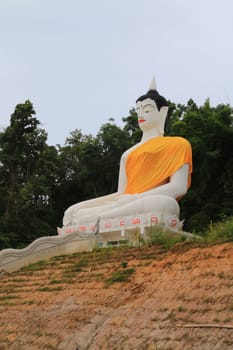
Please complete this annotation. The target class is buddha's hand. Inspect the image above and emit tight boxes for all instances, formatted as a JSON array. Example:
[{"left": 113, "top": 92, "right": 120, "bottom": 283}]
[{"left": 117, "top": 194, "right": 140, "bottom": 205}]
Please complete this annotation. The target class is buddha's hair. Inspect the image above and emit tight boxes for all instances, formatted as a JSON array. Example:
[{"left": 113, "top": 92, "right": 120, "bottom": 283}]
[{"left": 136, "top": 89, "right": 168, "bottom": 111}]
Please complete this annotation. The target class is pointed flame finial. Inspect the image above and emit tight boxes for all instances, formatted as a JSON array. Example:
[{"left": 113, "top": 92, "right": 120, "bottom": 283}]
[{"left": 149, "top": 76, "right": 157, "bottom": 91}]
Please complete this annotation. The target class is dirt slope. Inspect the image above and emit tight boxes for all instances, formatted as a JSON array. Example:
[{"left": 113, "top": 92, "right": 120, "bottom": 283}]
[{"left": 0, "top": 242, "right": 233, "bottom": 350}]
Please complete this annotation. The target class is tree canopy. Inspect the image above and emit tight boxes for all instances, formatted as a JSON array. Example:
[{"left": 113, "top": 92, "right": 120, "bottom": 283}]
[{"left": 0, "top": 99, "right": 232, "bottom": 248}]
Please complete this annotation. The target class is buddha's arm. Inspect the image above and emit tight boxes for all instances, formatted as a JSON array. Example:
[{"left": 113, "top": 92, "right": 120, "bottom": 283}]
[
  {"left": 117, "top": 154, "right": 127, "bottom": 193},
  {"left": 64, "top": 151, "right": 129, "bottom": 224},
  {"left": 80, "top": 153, "right": 129, "bottom": 208},
  {"left": 117, "top": 144, "right": 140, "bottom": 193},
  {"left": 69, "top": 155, "right": 128, "bottom": 212},
  {"left": 72, "top": 192, "right": 121, "bottom": 210},
  {"left": 140, "top": 163, "right": 189, "bottom": 199}
]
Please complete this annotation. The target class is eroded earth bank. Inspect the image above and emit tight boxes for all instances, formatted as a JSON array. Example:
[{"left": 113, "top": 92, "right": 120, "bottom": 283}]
[{"left": 0, "top": 242, "right": 233, "bottom": 350}]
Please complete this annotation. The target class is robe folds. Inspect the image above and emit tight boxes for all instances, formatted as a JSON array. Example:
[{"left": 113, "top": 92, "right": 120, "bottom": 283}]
[{"left": 124, "top": 136, "right": 192, "bottom": 195}]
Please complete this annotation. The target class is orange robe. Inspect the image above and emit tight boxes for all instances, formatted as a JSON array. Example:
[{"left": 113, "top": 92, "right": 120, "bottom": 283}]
[{"left": 124, "top": 136, "right": 192, "bottom": 195}]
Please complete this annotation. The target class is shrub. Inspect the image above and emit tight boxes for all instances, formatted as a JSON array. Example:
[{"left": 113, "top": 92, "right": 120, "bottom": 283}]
[
  {"left": 206, "top": 216, "right": 233, "bottom": 242},
  {"left": 146, "top": 226, "right": 187, "bottom": 249},
  {"left": 105, "top": 268, "right": 135, "bottom": 284}
]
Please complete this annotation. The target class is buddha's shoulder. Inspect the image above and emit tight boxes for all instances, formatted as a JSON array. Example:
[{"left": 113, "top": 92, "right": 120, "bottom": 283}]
[
  {"left": 164, "top": 136, "right": 191, "bottom": 147},
  {"left": 121, "top": 143, "right": 140, "bottom": 161}
]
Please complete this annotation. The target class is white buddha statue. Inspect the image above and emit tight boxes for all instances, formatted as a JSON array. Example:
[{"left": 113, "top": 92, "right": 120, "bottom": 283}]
[{"left": 61, "top": 78, "right": 192, "bottom": 232}]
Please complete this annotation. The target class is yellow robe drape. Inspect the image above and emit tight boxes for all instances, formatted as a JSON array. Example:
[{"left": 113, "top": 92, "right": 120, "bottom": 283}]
[{"left": 124, "top": 136, "right": 192, "bottom": 195}]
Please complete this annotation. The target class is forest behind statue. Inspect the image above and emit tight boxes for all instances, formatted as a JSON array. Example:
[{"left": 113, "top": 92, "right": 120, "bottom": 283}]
[{"left": 0, "top": 98, "right": 233, "bottom": 249}]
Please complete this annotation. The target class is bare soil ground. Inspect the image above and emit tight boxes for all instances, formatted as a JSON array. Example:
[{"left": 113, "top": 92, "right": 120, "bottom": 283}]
[{"left": 0, "top": 242, "right": 233, "bottom": 350}]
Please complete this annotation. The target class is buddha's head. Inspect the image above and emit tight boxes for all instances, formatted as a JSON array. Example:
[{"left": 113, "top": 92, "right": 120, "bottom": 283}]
[{"left": 136, "top": 78, "right": 169, "bottom": 135}]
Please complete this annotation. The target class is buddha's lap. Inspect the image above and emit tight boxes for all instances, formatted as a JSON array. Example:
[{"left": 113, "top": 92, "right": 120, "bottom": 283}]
[{"left": 64, "top": 194, "right": 179, "bottom": 225}]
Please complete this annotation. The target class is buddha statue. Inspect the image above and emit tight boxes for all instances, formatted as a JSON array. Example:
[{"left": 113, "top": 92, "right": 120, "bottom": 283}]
[{"left": 61, "top": 78, "right": 192, "bottom": 233}]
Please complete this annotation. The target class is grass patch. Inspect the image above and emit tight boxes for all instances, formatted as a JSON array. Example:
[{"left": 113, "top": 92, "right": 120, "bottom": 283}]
[
  {"left": 164, "top": 310, "right": 176, "bottom": 321},
  {"left": 68, "top": 258, "right": 89, "bottom": 272},
  {"left": 200, "top": 271, "right": 215, "bottom": 277},
  {"left": 218, "top": 272, "right": 226, "bottom": 279},
  {"left": 146, "top": 227, "right": 188, "bottom": 249},
  {"left": 0, "top": 294, "right": 19, "bottom": 301},
  {"left": 24, "top": 300, "right": 37, "bottom": 305},
  {"left": 202, "top": 297, "right": 215, "bottom": 304},
  {"left": 0, "top": 286, "right": 19, "bottom": 294},
  {"left": 11, "top": 278, "right": 29, "bottom": 283},
  {"left": 36, "top": 286, "right": 63, "bottom": 292},
  {"left": 21, "top": 260, "right": 48, "bottom": 271},
  {"left": 49, "top": 277, "right": 75, "bottom": 284},
  {"left": 120, "top": 261, "right": 128, "bottom": 268},
  {"left": 49, "top": 279, "right": 66, "bottom": 284},
  {"left": 177, "top": 305, "right": 186, "bottom": 312},
  {"left": 62, "top": 271, "right": 76, "bottom": 279},
  {"left": 49, "top": 278, "right": 75, "bottom": 284},
  {"left": 50, "top": 254, "right": 70, "bottom": 261},
  {"left": 206, "top": 216, "right": 233, "bottom": 243},
  {"left": 85, "top": 272, "right": 105, "bottom": 282},
  {"left": 105, "top": 268, "right": 135, "bottom": 285},
  {"left": 43, "top": 344, "right": 57, "bottom": 350}
]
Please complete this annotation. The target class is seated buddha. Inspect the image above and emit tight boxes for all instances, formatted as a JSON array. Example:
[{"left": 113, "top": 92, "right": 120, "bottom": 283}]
[{"left": 62, "top": 78, "right": 192, "bottom": 231}]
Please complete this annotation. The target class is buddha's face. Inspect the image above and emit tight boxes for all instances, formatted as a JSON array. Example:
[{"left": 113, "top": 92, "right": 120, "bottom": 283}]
[{"left": 136, "top": 98, "right": 161, "bottom": 132}]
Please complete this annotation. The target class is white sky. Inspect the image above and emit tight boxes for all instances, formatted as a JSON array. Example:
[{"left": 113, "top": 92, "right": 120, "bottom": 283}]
[{"left": 0, "top": 0, "right": 233, "bottom": 145}]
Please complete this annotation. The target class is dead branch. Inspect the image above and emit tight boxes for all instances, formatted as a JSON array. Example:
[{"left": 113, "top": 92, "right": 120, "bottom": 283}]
[{"left": 177, "top": 323, "right": 233, "bottom": 329}]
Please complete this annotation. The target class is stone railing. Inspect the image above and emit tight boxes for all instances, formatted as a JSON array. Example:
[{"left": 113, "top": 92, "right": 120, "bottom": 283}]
[{"left": 0, "top": 232, "right": 97, "bottom": 273}]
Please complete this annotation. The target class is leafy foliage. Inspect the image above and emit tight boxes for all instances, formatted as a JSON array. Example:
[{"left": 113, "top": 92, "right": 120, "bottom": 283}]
[
  {"left": 0, "top": 98, "right": 233, "bottom": 248},
  {"left": 146, "top": 227, "right": 187, "bottom": 249},
  {"left": 0, "top": 101, "right": 54, "bottom": 247},
  {"left": 167, "top": 99, "right": 233, "bottom": 232},
  {"left": 206, "top": 216, "right": 233, "bottom": 242},
  {"left": 105, "top": 268, "right": 135, "bottom": 284}
]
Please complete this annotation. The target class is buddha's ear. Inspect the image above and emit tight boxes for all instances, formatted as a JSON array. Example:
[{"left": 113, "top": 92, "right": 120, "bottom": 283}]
[
  {"left": 160, "top": 106, "right": 169, "bottom": 116},
  {"left": 159, "top": 106, "right": 168, "bottom": 136}
]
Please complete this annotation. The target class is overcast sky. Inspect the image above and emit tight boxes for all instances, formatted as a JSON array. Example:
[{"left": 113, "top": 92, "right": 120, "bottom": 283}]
[{"left": 1, "top": 0, "right": 233, "bottom": 145}]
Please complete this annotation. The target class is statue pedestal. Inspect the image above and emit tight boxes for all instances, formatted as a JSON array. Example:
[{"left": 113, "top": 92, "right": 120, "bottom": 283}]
[
  {"left": 0, "top": 214, "right": 196, "bottom": 274},
  {"left": 58, "top": 212, "right": 183, "bottom": 236}
]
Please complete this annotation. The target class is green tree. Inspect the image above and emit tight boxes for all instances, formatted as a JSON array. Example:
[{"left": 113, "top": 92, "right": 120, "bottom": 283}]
[
  {"left": 167, "top": 99, "right": 233, "bottom": 232},
  {"left": 1, "top": 97, "right": 233, "bottom": 248},
  {"left": 56, "top": 129, "right": 100, "bottom": 213},
  {"left": 0, "top": 100, "right": 51, "bottom": 248},
  {"left": 0, "top": 100, "right": 47, "bottom": 218},
  {"left": 122, "top": 108, "right": 142, "bottom": 144},
  {"left": 96, "top": 120, "right": 132, "bottom": 194},
  {"left": 56, "top": 121, "right": 132, "bottom": 223}
]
